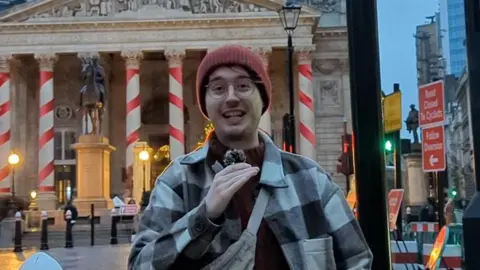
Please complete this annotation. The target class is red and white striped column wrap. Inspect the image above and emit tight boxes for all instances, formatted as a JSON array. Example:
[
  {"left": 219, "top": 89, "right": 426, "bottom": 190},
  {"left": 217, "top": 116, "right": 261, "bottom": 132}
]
[
  {"left": 165, "top": 50, "right": 185, "bottom": 160},
  {"left": 297, "top": 47, "right": 316, "bottom": 160},
  {"left": 36, "top": 54, "right": 57, "bottom": 193},
  {"left": 254, "top": 47, "right": 272, "bottom": 136},
  {"left": 122, "top": 51, "right": 143, "bottom": 169},
  {"left": 0, "top": 56, "right": 12, "bottom": 194}
]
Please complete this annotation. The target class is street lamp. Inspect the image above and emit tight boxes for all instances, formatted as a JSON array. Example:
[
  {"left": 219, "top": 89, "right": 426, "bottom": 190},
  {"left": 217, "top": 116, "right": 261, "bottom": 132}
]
[
  {"left": 278, "top": 2, "right": 301, "bottom": 154},
  {"left": 29, "top": 190, "right": 38, "bottom": 210},
  {"left": 8, "top": 152, "right": 20, "bottom": 212},
  {"left": 139, "top": 150, "right": 150, "bottom": 211}
]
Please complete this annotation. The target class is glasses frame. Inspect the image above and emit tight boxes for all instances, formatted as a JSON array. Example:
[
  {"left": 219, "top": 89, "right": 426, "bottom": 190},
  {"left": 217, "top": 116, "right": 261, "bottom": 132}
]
[{"left": 205, "top": 78, "right": 263, "bottom": 100}]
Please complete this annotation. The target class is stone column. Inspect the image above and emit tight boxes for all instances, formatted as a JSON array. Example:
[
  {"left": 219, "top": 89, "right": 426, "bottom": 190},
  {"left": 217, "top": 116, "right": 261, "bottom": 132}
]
[
  {"left": 404, "top": 152, "right": 428, "bottom": 206},
  {"left": 35, "top": 53, "right": 58, "bottom": 210},
  {"left": 297, "top": 47, "right": 316, "bottom": 160},
  {"left": 0, "top": 55, "right": 12, "bottom": 194},
  {"left": 252, "top": 47, "right": 272, "bottom": 136},
  {"left": 121, "top": 51, "right": 143, "bottom": 171},
  {"left": 165, "top": 49, "right": 185, "bottom": 160}
]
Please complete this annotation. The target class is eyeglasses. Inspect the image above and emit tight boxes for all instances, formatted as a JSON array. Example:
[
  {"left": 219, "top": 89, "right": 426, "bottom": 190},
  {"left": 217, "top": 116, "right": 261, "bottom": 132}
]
[{"left": 206, "top": 78, "right": 260, "bottom": 100}]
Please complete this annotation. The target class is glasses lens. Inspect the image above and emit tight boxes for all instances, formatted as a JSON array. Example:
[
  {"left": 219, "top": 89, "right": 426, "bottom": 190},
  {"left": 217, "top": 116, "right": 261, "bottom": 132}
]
[
  {"left": 234, "top": 78, "right": 255, "bottom": 97},
  {"left": 207, "top": 81, "right": 227, "bottom": 99}
]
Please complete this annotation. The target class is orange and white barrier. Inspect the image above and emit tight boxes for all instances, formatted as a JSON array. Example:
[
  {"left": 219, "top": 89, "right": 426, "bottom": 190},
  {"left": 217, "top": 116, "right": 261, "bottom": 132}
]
[
  {"left": 391, "top": 240, "right": 421, "bottom": 269},
  {"left": 410, "top": 222, "right": 440, "bottom": 233},
  {"left": 423, "top": 244, "right": 462, "bottom": 270}
]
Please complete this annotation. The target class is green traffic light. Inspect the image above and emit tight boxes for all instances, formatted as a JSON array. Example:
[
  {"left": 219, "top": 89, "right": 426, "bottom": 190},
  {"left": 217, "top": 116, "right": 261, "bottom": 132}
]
[
  {"left": 450, "top": 189, "right": 457, "bottom": 198},
  {"left": 385, "top": 140, "right": 393, "bottom": 152}
]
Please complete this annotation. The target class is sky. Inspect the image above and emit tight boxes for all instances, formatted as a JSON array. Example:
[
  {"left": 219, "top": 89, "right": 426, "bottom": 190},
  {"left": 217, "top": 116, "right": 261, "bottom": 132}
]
[{"left": 377, "top": 0, "right": 439, "bottom": 138}]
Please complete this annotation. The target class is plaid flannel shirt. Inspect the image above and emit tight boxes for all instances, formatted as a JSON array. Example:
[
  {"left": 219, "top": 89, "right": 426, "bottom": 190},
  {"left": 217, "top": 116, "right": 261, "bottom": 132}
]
[{"left": 128, "top": 132, "right": 373, "bottom": 270}]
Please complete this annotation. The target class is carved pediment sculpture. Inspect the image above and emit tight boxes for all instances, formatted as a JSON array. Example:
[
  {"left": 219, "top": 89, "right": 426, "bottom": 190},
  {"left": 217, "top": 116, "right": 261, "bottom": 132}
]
[{"left": 21, "top": 0, "right": 270, "bottom": 22}]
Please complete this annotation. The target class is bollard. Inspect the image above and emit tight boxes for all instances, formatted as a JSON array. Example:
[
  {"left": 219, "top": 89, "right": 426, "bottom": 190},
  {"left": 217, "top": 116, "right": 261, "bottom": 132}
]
[
  {"left": 13, "top": 211, "right": 22, "bottom": 253},
  {"left": 40, "top": 211, "right": 49, "bottom": 250},
  {"left": 90, "top": 204, "right": 94, "bottom": 246},
  {"left": 110, "top": 208, "right": 118, "bottom": 245},
  {"left": 64, "top": 210, "right": 73, "bottom": 248}
]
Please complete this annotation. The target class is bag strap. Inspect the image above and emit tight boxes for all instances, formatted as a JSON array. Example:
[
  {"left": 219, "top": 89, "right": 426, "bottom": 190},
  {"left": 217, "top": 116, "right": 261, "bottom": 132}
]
[{"left": 246, "top": 188, "right": 270, "bottom": 235}]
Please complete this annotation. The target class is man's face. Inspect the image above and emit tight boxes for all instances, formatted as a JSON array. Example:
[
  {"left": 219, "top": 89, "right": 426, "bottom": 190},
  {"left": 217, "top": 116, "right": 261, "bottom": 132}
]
[{"left": 205, "top": 66, "right": 263, "bottom": 141}]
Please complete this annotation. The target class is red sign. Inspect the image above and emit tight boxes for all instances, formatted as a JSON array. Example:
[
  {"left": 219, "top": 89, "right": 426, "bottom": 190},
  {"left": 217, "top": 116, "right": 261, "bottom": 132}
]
[
  {"left": 419, "top": 81, "right": 445, "bottom": 127},
  {"left": 422, "top": 125, "right": 446, "bottom": 172},
  {"left": 388, "top": 189, "right": 404, "bottom": 231}
]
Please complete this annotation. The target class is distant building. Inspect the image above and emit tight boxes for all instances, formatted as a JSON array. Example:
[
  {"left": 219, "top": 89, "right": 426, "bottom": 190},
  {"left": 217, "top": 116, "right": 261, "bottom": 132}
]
[
  {"left": 446, "top": 71, "right": 474, "bottom": 200},
  {"left": 439, "top": 0, "right": 467, "bottom": 78},
  {"left": 415, "top": 13, "right": 445, "bottom": 86}
]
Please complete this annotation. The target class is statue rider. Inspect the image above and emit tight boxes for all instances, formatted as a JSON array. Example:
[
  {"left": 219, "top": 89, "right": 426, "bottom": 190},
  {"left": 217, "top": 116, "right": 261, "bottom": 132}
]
[
  {"left": 405, "top": 104, "right": 419, "bottom": 144},
  {"left": 90, "top": 56, "right": 106, "bottom": 103},
  {"left": 79, "top": 55, "right": 106, "bottom": 135}
]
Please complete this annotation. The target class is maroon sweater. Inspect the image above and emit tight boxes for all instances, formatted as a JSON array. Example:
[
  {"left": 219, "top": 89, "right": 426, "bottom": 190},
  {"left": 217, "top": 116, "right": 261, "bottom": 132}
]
[{"left": 208, "top": 134, "right": 290, "bottom": 270}]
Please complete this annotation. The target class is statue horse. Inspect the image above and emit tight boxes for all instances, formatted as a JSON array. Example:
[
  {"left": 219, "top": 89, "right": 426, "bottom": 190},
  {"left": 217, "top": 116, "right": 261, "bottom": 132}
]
[{"left": 80, "top": 56, "right": 105, "bottom": 135}]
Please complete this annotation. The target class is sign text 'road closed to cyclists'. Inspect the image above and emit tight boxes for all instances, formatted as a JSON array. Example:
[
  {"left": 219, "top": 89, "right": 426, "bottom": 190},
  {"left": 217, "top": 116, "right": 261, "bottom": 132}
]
[
  {"left": 419, "top": 80, "right": 445, "bottom": 127},
  {"left": 422, "top": 125, "right": 446, "bottom": 172}
]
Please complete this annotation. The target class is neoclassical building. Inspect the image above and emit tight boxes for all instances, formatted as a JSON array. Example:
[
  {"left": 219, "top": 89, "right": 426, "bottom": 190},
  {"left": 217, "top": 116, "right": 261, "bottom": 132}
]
[{"left": 0, "top": 0, "right": 351, "bottom": 210}]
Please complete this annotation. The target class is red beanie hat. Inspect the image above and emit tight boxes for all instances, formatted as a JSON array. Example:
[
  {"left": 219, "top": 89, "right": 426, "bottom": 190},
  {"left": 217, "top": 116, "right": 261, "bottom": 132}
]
[{"left": 196, "top": 45, "right": 272, "bottom": 118}]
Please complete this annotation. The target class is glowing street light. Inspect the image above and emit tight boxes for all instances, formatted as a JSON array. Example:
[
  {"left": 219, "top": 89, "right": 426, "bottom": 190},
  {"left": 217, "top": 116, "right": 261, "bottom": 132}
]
[
  {"left": 8, "top": 152, "right": 20, "bottom": 212},
  {"left": 8, "top": 153, "right": 19, "bottom": 166},
  {"left": 139, "top": 149, "right": 150, "bottom": 211}
]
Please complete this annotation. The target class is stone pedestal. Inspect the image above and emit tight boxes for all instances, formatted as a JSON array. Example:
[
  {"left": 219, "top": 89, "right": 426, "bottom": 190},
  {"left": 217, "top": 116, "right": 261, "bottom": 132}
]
[
  {"left": 36, "top": 193, "right": 58, "bottom": 211},
  {"left": 71, "top": 135, "right": 115, "bottom": 214},
  {"left": 404, "top": 148, "right": 428, "bottom": 206},
  {"left": 132, "top": 142, "right": 152, "bottom": 204}
]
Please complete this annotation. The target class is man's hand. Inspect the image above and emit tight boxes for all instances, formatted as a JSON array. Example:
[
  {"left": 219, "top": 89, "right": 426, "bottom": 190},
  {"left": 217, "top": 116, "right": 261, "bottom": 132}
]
[{"left": 205, "top": 163, "right": 259, "bottom": 219}]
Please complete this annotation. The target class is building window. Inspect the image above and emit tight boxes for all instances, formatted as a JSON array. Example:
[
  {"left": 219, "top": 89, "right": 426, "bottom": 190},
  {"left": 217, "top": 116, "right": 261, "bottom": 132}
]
[{"left": 54, "top": 128, "right": 77, "bottom": 164}]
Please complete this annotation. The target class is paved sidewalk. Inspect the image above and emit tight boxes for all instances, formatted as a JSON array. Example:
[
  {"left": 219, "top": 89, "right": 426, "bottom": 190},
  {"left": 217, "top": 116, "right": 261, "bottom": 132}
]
[{"left": 0, "top": 244, "right": 131, "bottom": 270}]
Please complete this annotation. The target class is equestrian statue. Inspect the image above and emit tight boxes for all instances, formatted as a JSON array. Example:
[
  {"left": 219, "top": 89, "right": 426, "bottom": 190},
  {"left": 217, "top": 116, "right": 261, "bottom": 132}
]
[
  {"left": 79, "top": 55, "right": 106, "bottom": 135},
  {"left": 405, "top": 104, "right": 419, "bottom": 144}
]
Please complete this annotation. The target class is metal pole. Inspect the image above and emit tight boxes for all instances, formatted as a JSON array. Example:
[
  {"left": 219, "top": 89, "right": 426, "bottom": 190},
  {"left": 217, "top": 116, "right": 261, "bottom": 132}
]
[
  {"left": 346, "top": 0, "right": 391, "bottom": 268},
  {"left": 142, "top": 162, "right": 146, "bottom": 192},
  {"left": 437, "top": 171, "right": 446, "bottom": 227},
  {"left": 392, "top": 83, "right": 403, "bottom": 240},
  {"left": 10, "top": 167, "right": 15, "bottom": 213},
  {"left": 463, "top": 1, "right": 480, "bottom": 268},
  {"left": 287, "top": 34, "right": 296, "bottom": 154}
]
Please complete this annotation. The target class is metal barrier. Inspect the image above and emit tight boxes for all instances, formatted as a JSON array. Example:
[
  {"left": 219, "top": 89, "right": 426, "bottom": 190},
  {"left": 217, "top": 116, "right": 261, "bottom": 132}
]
[{"left": 396, "top": 222, "right": 465, "bottom": 268}]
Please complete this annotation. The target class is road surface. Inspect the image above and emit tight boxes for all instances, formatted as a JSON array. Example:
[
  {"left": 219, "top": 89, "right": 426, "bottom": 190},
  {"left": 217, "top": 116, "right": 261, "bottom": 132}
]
[{"left": 0, "top": 244, "right": 131, "bottom": 270}]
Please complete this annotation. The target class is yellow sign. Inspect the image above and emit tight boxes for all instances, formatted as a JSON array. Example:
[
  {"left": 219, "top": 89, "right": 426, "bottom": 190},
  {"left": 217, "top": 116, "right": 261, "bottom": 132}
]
[{"left": 383, "top": 92, "right": 402, "bottom": 133}]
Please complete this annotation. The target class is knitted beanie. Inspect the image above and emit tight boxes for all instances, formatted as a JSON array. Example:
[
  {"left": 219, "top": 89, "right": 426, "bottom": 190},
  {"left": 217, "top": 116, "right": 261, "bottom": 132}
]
[{"left": 196, "top": 45, "right": 272, "bottom": 118}]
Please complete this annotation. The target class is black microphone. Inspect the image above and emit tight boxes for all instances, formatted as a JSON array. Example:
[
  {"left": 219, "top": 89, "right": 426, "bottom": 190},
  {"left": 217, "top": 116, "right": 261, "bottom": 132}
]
[{"left": 223, "top": 149, "right": 246, "bottom": 167}]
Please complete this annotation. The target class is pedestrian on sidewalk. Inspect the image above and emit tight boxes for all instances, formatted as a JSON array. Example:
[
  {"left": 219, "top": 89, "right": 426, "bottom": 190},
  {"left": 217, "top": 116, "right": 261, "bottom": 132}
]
[{"left": 128, "top": 45, "right": 372, "bottom": 270}]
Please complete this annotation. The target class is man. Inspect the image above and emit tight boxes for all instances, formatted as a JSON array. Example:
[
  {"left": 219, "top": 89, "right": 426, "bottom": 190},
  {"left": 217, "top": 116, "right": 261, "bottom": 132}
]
[{"left": 128, "top": 45, "right": 372, "bottom": 270}]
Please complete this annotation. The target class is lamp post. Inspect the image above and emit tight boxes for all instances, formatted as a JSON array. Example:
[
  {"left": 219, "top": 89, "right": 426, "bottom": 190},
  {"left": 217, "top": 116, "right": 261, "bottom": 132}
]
[
  {"left": 8, "top": 152, "right": 19, "bottom": 212},
  {"left": 278, "top": 2, "right": 301, "bottom": 154},
  {"left": 139, "top": 150, "right": 150, "bottom": 211}
]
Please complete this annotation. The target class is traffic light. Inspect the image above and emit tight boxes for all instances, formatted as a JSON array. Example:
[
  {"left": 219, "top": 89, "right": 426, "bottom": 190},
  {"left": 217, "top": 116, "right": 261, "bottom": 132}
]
[
  {"left": 448, "top": 187, "right": 458, "bottom": 199},
  {"left": 337, "top": 134, "right": 354, "bottom": 176},
  {"left": 385, "top": 140, "right": 393, "bottom": 152},
  {"left": 384, "top": 132, "right": 394, "bottom": 153}
]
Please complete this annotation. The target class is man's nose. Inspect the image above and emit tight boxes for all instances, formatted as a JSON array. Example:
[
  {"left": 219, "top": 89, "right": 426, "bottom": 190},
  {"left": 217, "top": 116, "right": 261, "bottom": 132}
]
[{"left": 224, "top": 85, "right": 240, "bottom": 104}]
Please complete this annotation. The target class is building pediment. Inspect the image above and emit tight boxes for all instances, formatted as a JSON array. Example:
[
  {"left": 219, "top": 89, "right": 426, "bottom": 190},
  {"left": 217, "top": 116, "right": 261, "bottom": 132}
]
[{"left": 0, "top": 0, "right": 318, "bottom": 23}]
